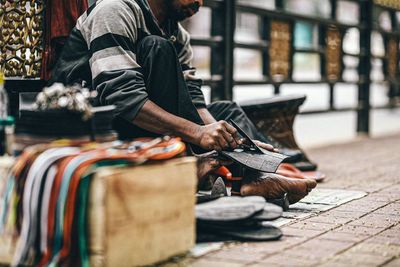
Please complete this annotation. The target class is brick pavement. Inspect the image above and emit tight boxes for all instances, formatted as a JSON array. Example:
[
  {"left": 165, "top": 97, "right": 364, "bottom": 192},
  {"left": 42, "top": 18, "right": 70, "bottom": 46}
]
[{"left": 160, "top": 133, "right": 400, "bottom": 267}]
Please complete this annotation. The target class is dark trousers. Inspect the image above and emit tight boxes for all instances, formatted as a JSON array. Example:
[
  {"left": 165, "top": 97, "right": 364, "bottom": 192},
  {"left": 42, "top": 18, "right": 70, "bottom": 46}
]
[{"left": 113, "top": 36, "right": 272, "bottom": 147}]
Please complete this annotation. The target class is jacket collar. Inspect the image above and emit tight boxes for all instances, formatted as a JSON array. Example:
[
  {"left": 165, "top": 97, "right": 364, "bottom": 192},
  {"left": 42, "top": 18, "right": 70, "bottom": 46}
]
[{"left": 133, "top": 0, "right": 179, "bottom": 38}]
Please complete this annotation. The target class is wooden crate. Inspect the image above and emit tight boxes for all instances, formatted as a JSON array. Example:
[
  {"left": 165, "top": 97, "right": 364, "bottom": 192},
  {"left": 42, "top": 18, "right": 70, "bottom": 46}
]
[
  {"left": 0, "top": 156, "right": 197, "bottom": 266},
  {"left": 88, "top": 157, "right": 197, "bottom": 267}
]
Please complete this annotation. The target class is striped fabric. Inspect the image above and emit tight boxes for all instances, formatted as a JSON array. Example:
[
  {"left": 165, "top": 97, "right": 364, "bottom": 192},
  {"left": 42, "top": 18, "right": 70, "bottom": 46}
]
[{"left": 50, "top": 0, "right": 205, "bottom": 123}]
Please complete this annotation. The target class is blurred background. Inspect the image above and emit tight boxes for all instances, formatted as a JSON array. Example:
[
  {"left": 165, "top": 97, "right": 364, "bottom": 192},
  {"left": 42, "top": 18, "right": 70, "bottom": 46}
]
[{"left": 182, "top": 0, "right": 400, "bottom": 148}]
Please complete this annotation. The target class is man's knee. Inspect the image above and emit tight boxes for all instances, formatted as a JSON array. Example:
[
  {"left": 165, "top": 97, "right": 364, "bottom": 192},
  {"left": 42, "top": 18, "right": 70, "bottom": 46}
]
[
  {"left": 207, "top": 100, "right": 246, "bottom": 120},
  {"left": 220, "top": 100, "right": 240, "bottom": 109},
  {"left": 221, "top": 101, "right": 245, "bottom": 117},
  {"left": 208, "top": 100, "right": 242, "bottom": 113}
]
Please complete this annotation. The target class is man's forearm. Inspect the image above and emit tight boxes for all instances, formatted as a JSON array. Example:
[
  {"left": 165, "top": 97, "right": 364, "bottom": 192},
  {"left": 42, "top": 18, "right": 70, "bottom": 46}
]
[
  {"left": 133, "top": 100, "right": 202, "bottom": 145},
  {"left": 197, "top": 108, "right": 216, "bottom": 124},
  {"left": 133, "top": 101, "right": 241, "bottom": 151}
]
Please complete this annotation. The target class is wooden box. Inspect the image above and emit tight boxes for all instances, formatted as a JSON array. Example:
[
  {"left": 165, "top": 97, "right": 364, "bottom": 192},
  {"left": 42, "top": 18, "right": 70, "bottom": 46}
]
[{"left": 88, "top": 157, "right": 197, "bottom": 266}]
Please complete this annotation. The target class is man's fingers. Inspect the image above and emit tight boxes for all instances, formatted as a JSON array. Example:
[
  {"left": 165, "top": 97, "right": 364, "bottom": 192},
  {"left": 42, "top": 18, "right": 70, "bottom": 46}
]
[
  {"left": 207, "top": 135, "right": 226, "bottom": 151},
  {"left": 215, "top": 133, "right": 229, "bottom": 150},
  {"left": 220, "top": 125, "right": 238, "bottom": 149},
  {"left": 254, "top": 140, "right": 277, "bottom": 152},
  {"left": 239, "top": 138, "right": 247, "bottom": 145},
  {"left": 209, "top": 142, "right": 222, "bottom": 151},
  {"left": 224, "top": 122, "right": 241, "bottom": 145},
  {"left": 262, "top": 143, "right": 275, "bottom": 151}
]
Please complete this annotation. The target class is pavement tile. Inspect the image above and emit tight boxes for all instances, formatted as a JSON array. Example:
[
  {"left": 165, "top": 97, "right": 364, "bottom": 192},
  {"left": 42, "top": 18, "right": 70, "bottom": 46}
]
[
  {"left": 317, "top": 182, "right": 349, "bottom": 190},
  {"left": 286, "top": 221, "right": 337, "bottom": 231},
  {"left": 318, "top": 231, "right": 370, "bottom": 243},
  {"left": 382, "top": 257, "right": 400, "bottom": 267},
  {"left": 331, "top": 203, "right": 382, "bottom": 213},
  {"left": 347, "top": 213, "right": 399, "bottom": 228},
  {"left": 318, "top": 261, "right": 356, "bottom": 267},
  {"left": 339, "top": 199, "right": 388, "bottom": 211},
  {"left": 281, "top": 226, "right": 325, "bottom": 238},
  {"left": 378, "top": 184, "right": 400, "bottom": 194},
  {"left": 348, "top": 242, "right": 400, "bottom": 258},
  {"left": 345, "top": 183, "right": 391, "bottom": 193},
  {"left": 189, "top": 258, "right": 245, "bottom": 267},
  {"left": 231, "top": 236, "right": 307, "bottom": 256},
  {"left": 205, "top": 242, "right": 267, "bottom": 263},
  {"left": 373, "top": 186, "right": 400, "bottom": 194},
  {"left": 373, "top": 203, "right": 400, "bottom": 216},
  {"left": 283, "top": 238, "right": 354, "bottom": 260},
  {"left": 319, "top": 209, "right": 367, "bottom": 219},
  {"left": 257, "top": 252, "right": 319, "bottom": 267},
  {"left": 366, "top": 234, "right": 400, "bottom": 246},
  {"left": 354, "top": 194, "right": 390, "bottom": 201},
  {"left": 392, "top": 223, "right": 400, "bottom": 230},
  {"left": 332, "top": 224, "right": 385, "bottom": 236},
  {"left": 366, "top": 193, "right": 400, "bottom": 202},
  {"left": 379, "top": 227, "right": 400, "bottom": 238},
  {"left": 327, "top": 251, "right": 392, "bottom": 266},
  {"left": 304, "top": 213, "right": 353, "bottom": 225},
  {"left": 156, "top": 257, "right": 193, "bottom": 267}
]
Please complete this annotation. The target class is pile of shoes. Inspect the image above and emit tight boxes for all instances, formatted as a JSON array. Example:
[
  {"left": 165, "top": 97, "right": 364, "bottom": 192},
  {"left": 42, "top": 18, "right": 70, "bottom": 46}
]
[{"left": 196, "top": 178, "right": 283, "bottom": 242}]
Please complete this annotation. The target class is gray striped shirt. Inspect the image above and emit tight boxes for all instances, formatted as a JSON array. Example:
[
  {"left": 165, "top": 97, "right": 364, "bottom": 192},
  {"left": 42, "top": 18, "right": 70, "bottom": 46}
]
[{"left": 50, "top": 0, "right": 205, "bottom": 122}]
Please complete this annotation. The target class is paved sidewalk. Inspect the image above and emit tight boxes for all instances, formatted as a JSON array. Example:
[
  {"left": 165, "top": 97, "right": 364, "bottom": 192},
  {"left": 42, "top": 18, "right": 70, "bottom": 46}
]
[{"left": 164, "top": 133, "right": 400, "bottom": 267}]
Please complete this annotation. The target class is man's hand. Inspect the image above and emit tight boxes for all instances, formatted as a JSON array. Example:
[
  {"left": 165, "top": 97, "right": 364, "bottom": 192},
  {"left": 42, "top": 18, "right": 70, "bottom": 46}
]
[
  {"left": 253, "top": 140, "right": 279, "bottom": 153},
  {"left": 197, "top": 120, "right": 242, "bottom": 151}
]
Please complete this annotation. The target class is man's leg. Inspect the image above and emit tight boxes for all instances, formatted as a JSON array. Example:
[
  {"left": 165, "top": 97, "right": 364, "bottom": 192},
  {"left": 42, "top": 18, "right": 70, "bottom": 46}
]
[{"left": 113, "top": 35, "right": 204, "bottom": 139}]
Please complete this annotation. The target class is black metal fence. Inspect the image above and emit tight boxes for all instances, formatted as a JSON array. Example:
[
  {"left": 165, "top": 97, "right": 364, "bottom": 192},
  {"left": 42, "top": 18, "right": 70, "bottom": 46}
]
[{"left": 189, "top": 0, "right": 400, "bottom": 134}]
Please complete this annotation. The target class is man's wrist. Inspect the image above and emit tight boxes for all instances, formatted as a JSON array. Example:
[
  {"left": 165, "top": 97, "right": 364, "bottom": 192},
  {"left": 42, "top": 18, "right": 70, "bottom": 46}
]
[{"left": 180, "top": 123, "right": 203, "bottom": 146}]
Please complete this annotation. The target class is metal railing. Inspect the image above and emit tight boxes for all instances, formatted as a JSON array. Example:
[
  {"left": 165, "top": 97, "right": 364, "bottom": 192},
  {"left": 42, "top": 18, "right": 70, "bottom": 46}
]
[{"left": 189, "top": 0, "right": 400, "bottom": 134}]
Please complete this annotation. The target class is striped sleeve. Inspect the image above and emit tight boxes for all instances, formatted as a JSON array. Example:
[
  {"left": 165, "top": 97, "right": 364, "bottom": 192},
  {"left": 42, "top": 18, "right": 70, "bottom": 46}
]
[
  {"left": 177, "top": 24, "right": 206, "bottom": 108},
  {"left": 77, "top": 0, "right": 148, "bottom": 122}
]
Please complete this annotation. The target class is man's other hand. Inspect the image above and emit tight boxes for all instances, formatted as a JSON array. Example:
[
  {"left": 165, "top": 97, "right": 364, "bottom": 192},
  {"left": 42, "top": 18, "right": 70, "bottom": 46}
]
[
  {"left": 253, "top": 140, "right": 279, "bottom": 153},
  {"left": 197, "top": 120, "right": 241, "bottom": 151}
]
